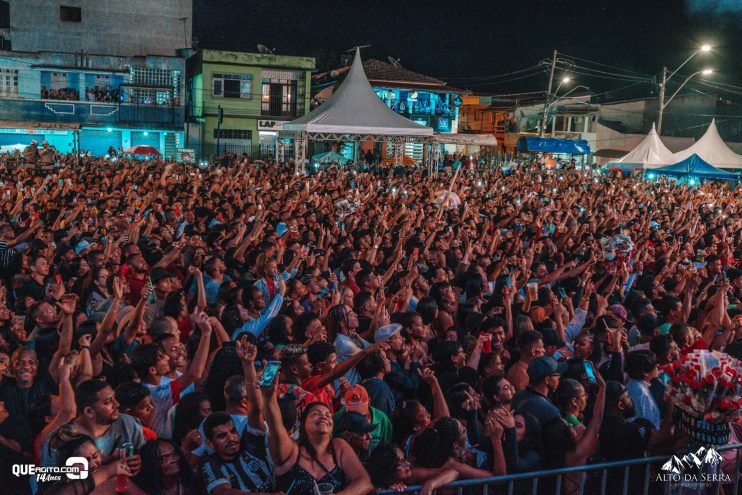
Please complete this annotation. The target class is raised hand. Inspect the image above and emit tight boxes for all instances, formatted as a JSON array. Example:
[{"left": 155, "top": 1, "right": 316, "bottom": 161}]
[
  {"left": 236, "top": 336, "right": 257, "bottom": 362},
  {"left": 57, "top": 294, "right": 77, "bottom": 315},
  {"left": 416, "top": 367, "right": 438, "bottom": 385},
  {"left": 112, "top": 276, "right": 126, "bottom": 300}
]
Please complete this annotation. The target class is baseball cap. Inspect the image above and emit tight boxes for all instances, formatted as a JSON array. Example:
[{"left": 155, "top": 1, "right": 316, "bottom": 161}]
[
  {"left": 527, "top": 355, "right": 567, "bottom": 383},
  {"left": 374, "top": 323, "right": 402, "bottom": 343},
  {"left": 608, "top": 304, "right": 629, "bottom": 322},
  {"left": 337, "top": 411, "right": 377, "bottom": 434},
  {"left": 605, "top": 381, "right": 628, "bottom": 404},
  {"left": 344, "top": 385, "right": 370, "bottom": 416},
  {"left": 74, "top": 239, "right": 96, "bottom": 254},
  {"left": 150, "top": 266, "right": 175, "bottom": 283}
]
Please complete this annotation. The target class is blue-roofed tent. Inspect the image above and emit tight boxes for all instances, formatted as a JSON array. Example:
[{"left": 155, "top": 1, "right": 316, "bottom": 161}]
[
  {"left": 653, "top": 154, "right": 739, "bottom": 180},
  {"left": 516, "top": 136, "right": 591, "bottom": 155}
]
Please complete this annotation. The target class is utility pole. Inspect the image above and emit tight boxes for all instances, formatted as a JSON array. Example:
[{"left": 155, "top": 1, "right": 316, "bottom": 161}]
[
  {"left": 216, "top": 105, "right": 223, "bottom": 156},
  {"left": 657, "top": 66, "right": 667, "bottom": 135},
  {"left": 540, "top": 50, "right": 557, "bottom": 137}
]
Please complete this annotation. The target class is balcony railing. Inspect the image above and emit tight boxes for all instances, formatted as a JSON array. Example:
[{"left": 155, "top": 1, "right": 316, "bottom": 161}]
[{"left": 0, "top": 97, "right": 184, "bottom": 128}]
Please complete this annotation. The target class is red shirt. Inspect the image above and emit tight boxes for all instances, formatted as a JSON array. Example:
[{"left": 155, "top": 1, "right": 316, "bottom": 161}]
[
  {"left": 342, "top": 277, "right": 361, "bottom": 295},
  {"left": 143, "top": 426, "right": 158, "bottom": 441},
  {"left": 302, "top": 375, "right": 335, "bottom": 413},
  {"left": 681, "top": 339, "right": 708, "bottom": 354}
]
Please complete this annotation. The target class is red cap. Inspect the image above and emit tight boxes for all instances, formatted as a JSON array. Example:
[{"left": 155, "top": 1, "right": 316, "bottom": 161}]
[{"left": 344, "top": 385, "right": 370, "bottom": 416}]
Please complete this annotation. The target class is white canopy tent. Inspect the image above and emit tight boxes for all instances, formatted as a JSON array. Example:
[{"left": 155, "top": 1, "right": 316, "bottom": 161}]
[
  {"left": 282, "top": 48, "right": 434, "bottom": 172},
  {"left": 672, "top": 119, "right": 742, "bottom": 170},
  {"left": 283, "top": 49, "right": 433, "bottom": 136},
  {"left": 608, "top": 123, "right": 675, "bottom": 169}
]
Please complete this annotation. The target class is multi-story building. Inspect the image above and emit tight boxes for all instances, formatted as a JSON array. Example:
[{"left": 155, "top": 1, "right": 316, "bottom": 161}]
[
  {"left": 0, "top": 1, "right": 191, "bottom": 157},
  {"left": 312, "top": 57, "right": 467, "bottom": 161},
  {"left": 186, "top": 49, "right": 316, "bottom": 159}
]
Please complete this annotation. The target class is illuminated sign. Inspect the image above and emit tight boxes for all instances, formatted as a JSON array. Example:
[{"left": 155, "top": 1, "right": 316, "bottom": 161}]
[
  {"left": 257, "top": 120, "right": 284, "bottom": 131},
  {"left": 437, "top": 117, "right": 451, "bottom": 133}
]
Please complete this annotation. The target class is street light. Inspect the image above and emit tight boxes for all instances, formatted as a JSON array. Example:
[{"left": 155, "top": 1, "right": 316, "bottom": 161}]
[
  {"left": 540, "top": 75, "right": 571, "bottom": 136},
  {"left": 657, "top": 44, "right": 713, "bottom": 134},
  {"left": 657, "top": 69, "right": 714, "bottom": 111}
]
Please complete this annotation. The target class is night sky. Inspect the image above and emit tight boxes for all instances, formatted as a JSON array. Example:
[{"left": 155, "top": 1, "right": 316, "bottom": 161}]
[{"left": 194, "top": 0, "right": 742, "bottom": 102}]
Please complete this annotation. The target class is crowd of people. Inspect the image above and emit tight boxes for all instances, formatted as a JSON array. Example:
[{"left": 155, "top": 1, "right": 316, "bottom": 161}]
[
  {"left": 39, "top": 86, "right": 121, "bottom": 103},
  {"left": 0, "top": 152, "right": 739, "bottom": 495}
]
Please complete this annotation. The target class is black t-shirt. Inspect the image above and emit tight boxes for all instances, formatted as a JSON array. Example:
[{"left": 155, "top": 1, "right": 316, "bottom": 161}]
[
  {"left": 0, "top": 373, "right": 56, "bottom": 451},
  {"left": 599, "top": 415, "right": 653, "bottom": 461},
  {"left": 15, "top": 279, "right": 46, "bottom": 304},
  {"left": 199, "top": 425, "right": 273, "bottom": 495}
]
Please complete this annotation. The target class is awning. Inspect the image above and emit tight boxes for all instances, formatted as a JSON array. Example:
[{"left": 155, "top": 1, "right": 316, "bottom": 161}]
[
  {"left": 0, "top": 121, "right": 80, "bottom": 131},
  {"left": 653, "top": 154, "right": 739, "bottom": 180},
  {"left": 516, "top": 136, "right": 591, "bottom": 155},
  {"left": 433, "top": 133, "right": 498, "bottom": 147},
  {"left": 594, "top": 148, "right": 628, "bottom": 158}
]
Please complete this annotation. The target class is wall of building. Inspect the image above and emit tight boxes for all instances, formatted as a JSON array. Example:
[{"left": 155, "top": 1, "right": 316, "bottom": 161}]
[
  {"left": 189, "top": 50, "right": 315, "bottom": 154},
  {"left": 5, "top": 0, "right": 191, "bottom": 57}
]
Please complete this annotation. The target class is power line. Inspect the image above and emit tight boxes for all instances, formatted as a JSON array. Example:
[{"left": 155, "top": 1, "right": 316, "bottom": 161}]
[
  {"left": 566, "top": 63, "right": 651, "bottom": 82},
  {"left": 462, "top": 69, "right": 548, "bottom": 88},
  {"left": 555, "top": 52, "right": 653, "bottom": 78},
  {"left": 442, "top": 64, "right": 545, "bottom": 82}
]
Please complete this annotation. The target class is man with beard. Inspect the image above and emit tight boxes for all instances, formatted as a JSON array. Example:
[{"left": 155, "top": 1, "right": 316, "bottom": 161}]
[
  {"left": 199, "top": 412, "right": 274, "bottom": 495},
  {"left": 42, "top": 379, "right": 145, "bottom": 470},
  {"left": 599, "top": 381, "right": 677, "bottom": 461}
]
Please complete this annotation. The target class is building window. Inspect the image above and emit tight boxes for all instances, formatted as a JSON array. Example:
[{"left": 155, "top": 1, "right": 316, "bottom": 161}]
[
  {"left": 214, "top": 129, "right": 252, "bottom": 140},
  {"left": 261, "top": 78, "right": 297, "bottom": 116},
  {"left": 60, "top": 5, "right": 81, "bottom": 22},
  {"left": 212, "top": 73, "right": 251, "bottom": 99},
  {"left": 127, "top": 67, "right": 181, "bottom": 105},
  {"left": 0, "top": 68, "right": 17, "bottom": 97}
]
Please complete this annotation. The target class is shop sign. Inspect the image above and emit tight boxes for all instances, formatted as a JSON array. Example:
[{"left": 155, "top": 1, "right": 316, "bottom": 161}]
[
  {"left": 0, "top": 128, "right": 70, "bottom": 135},
  {"left": 258, "top": 120, "right": 285, "bottom": 131}
]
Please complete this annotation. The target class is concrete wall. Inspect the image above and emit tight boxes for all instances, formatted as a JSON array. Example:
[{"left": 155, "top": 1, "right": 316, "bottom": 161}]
[{"left": 6, "top": 0, "right": 191, "bottom": 57}]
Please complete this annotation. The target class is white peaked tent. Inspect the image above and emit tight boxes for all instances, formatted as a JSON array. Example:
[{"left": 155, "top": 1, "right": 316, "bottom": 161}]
[
  {"left": 283, "top": 49, "right": 433, "bottom": 136},
  {"left": 282, "top": 48, "right": 434, "bottom": 173},
  {"left": 610, "top": 123, "right": 674, "bottom": 169},
  {"left": 672, "top": 119, "right": 742, "bottom": 170}
]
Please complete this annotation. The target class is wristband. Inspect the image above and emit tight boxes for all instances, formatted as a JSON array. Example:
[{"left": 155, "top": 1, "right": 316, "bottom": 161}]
[{"left": 80, "top": 345, "right": 90, "bottom": 350}]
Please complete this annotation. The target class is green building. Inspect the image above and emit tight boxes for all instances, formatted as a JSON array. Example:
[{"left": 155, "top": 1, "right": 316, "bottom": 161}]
[{"left": 186, "top": 49, "right": 315, "bottom": 159}]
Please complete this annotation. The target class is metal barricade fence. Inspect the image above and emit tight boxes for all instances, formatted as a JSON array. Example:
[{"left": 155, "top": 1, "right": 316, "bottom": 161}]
[{"left": 376, "top": 443, "right": 742, "bottom": 495}]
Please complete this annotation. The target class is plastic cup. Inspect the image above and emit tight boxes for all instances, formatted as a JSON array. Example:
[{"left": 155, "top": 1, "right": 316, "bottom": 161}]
[
  {"left": 527, "top": 282, "right": 538, "bottom": 300},
  {"left": 480, "top": 333, "right": 492, "bottom": 353},
  {"left": 316, "top": 483, "right": 334, "bottom": 495}
]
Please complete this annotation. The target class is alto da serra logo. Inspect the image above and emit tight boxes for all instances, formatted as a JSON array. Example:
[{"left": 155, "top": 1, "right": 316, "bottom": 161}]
[{"left": 656, "top": 446, "right": 731, "bottom": 487}]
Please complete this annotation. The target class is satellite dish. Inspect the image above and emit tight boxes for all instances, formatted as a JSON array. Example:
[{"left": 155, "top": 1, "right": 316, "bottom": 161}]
[
  {"left": 257, "top": 44, "right": 275, "bottom": 55},
  {"left": 329, "top": 70, "right": 339, "bottom": 78},
  {"left": 388, "top": 57, "right": 402, "bottom": 68}
]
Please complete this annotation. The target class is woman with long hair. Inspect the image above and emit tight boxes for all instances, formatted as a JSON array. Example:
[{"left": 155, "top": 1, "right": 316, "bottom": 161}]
[
  {"left": 365, "top": 443, "right": 459, "bottom": 494},
  {"left": 327, "top": 304, "right": 370, "bottom": 386},
  {"left": 262, "top": 378, "right": 372, "bottom": 495},
  {"left": 171, "top": 392, "right": 212, "bottom": 448},
  {"left": 409, "top": 417, "right": 493, "bottom": 479},
  {"left": 82, "top": 267, "right": 110, "bottom": 317},
  {"left": 135, "top": 439, "right": 201, "bottom": 495},
  {"left": 38, "top": 434, "right": 141, "bottom": 495}
]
